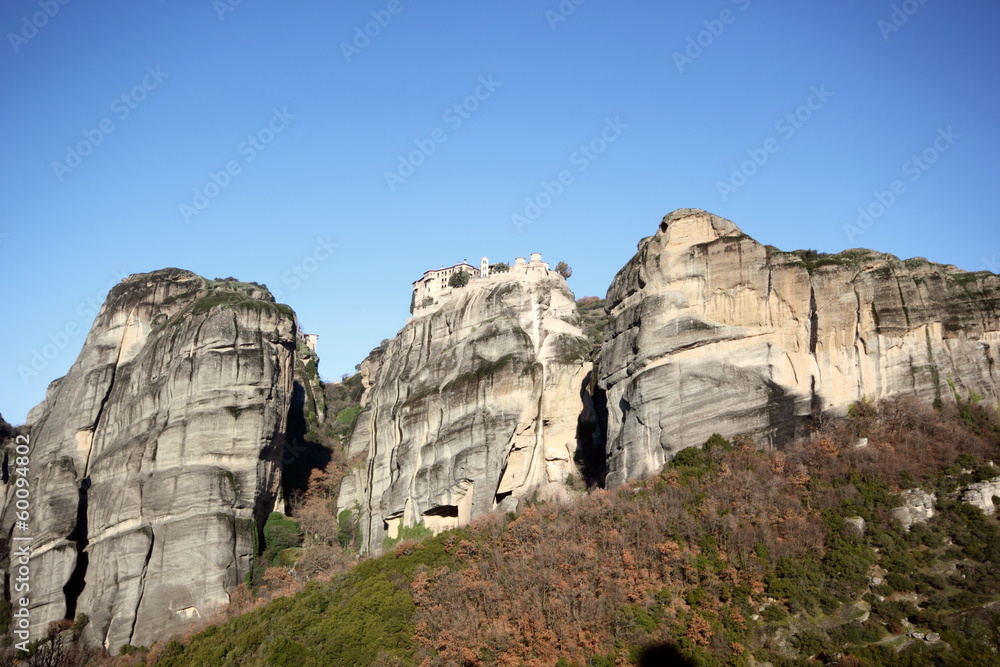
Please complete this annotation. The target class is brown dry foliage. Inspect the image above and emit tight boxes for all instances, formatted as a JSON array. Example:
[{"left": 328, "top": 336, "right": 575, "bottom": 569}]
[{"left": 411, "top": 396, "right": 1000, "bottom": 665}]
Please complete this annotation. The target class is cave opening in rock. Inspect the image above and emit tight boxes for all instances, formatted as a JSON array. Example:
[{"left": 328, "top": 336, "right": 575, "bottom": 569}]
[{"left": 423, "top": 505, "right": 459, "bottom": 518}]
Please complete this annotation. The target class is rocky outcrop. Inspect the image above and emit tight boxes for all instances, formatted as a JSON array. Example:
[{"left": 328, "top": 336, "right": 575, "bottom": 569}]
[
  {"left": 338, "top": 270, "right": 592, "bottom": 554},
  {"left": 2, "top": 270, "right": 296, "bottom": 651},
  {"left": 843, "top": 516, "right": 866, "bottom": 538},
  {"left": 599, "top": 209, "right": 1000, "bottom": 487},
  {"left": 891, "top": 489, "right": 936, "bottom": 530},
  {"left": 960, "top": 476, "right": 1000, "bottom": 515}
]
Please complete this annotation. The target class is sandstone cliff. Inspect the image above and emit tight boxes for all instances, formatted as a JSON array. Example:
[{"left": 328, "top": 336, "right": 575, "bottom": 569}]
[
  {"left": 2, "top": 269, "right": 296, "bottom": 651},
  {"left": 598, "top": 209, "right": 1000, "bottom": 487},
  {"left": 338, "top": 270, "right": 592, "bottom": 553}
]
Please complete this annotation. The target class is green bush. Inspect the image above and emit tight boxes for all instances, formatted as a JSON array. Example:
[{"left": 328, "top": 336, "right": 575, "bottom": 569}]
[
  {"left": 382, "top": 521, "right": 434, "bottom": 549},
  {"left": 264, "top": 512, "right": 302, "bottom": 555},
  {"left": 448, "top": 270, "right": 470, "bottom": 288},
  {"left": 844, "top": 621, "right": 886, "bottom": 644},
  {"left": 335, "top": 405, "right": 362, "bottom": 428},
  {"left": 667, "top": 445, "right": 713, "bottom": 481},
  {"left": 762, "top": 605, "right": 788, "bottom": 622},
  {"left": 338, "top": 509, "right": 360, "bottom": 549},
  {"left": 822, "top": 537, "right": 875, "bottom": 600},
  {"left": 885, "top": 572, "right": 916, "bottom": 593},
  {"left": 703, "top": 433, "right": 732, "bottom": 452},
  {"left": 613, "top": 604, "right": 656, "bottom": 635},
  {"left": 767, "top": 555, "right": 823, "bottom": 613},
  {"left": 791, "top": 631, "right": 828, "bottom": 657},
  {"left": 74, "top": 613, "right": 89, "bottom": 635},
  {"left": 871, "top": 599, "right": 917, "bottom": 625}
]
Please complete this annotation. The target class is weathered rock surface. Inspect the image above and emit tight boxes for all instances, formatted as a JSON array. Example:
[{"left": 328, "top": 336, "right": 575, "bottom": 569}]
[
  {"left": 960, "top": 476, "right": 1000, "bottom": 515},
  {"left": 338, "top": 270, "right": 591, "bottom": 553},
  {"left": 843, "top": 516, "right": 866, "bottom": 537},
  {"left": 891, "top": 489, "right": 936, "bottom": 529},
  {"left": 599, "top": 209, "right": 1000, "bottom": 487},
  {"left": 1, "top": 270, "right": 296, "bottom": 651}
]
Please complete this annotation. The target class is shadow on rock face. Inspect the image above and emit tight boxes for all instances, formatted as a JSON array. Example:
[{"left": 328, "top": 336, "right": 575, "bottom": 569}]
[{"left": 635, "top": 644, "right": 697, "bottom": 667}]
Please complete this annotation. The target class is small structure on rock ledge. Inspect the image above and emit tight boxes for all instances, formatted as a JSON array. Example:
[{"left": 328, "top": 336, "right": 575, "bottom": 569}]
[{"left": 411, "top": 253, "right": 554, "bottom": 311}]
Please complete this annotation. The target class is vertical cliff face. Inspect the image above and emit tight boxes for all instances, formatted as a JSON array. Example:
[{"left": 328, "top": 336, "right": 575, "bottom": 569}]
[
  {"left": 599, "top": 209, "right": 1000, "bottom": 487},
  {"left": 5, "top": 269, "right": 296, "bottom": 651},
  {"left": 338, "top": 271, "right": 592, "bottom": 554}
]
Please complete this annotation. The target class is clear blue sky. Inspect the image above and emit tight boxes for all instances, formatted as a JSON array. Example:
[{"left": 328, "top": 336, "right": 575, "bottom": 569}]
[{"left": 2, "top": 0, "right": 998, "bottom": 425}]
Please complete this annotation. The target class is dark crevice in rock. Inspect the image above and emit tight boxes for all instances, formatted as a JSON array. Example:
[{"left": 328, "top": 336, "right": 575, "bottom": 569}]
[
  {"left": 808, "top": 286, "right": 819, "bottom": 356},
  {"left": 575, "top": 372, "right": 607, "bottom": 488},
  {"left": 852, "top": 284, "right": 862, "bottom": 346},
  {"left": 365, "top": 398, "right": 379, "bottom": 551},
  {"left": 281, "top": 380, "right": 331, "bottom": 501},
  {"left": 63, "top": 476, "right": 90, "bottom": 621},
  {"left": 764, "top": 381, "right": 798, "bottom": 448},
  {"left": 893, "top": 272, "right": 912, "bottom": 328},
  {"left": 494, "top": 445, "right": 512, "bottom": 506},
  {"left": 127, "top": 526, "right": 154, "bottom": 647},
  {"left": 810, "top": 376, "right": 823, "bottom": 421},
  {"left": 65, "top": 334, "right": 124, "bottom": 621}
]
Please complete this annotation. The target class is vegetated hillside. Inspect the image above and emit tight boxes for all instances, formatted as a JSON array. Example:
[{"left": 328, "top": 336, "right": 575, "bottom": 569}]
[
  {"left": 281, "top": 353, "right": 366, "bottom": 501},
  {"left": 11, "top": 396, "right": 1000, "bottom": 666},
  {"left": 250, "top": 369, "right": 368, "bottom": 588},
  {"left": 575, "top": 296, "right": 607, "bottom": 347}
]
